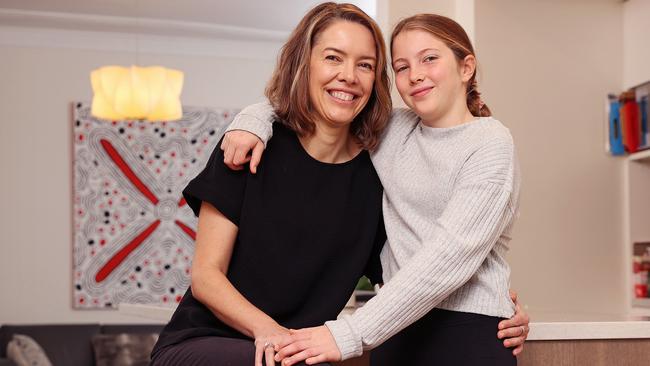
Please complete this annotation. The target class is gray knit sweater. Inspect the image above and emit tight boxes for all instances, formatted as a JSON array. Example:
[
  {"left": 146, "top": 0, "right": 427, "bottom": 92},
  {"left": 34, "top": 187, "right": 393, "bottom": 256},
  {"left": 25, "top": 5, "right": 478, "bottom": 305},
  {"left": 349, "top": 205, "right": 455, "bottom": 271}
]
[{"left": 226, "top": 103, "right": 520, "bottom": 360}]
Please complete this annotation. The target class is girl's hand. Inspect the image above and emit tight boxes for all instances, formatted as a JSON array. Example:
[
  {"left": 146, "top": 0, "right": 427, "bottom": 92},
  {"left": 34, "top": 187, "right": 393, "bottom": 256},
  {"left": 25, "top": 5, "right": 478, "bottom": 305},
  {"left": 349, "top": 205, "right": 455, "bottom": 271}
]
[
  {"left": 221, "top": 130, "right": 265, "bottom": 173},
  {"left": 497, "top": 290, "right": 530, "bottom": 356},
  {"left": 274, "top": 326, "right": 342, "bottom": 365},
  {"left": 253, "top": 323, "right": 292, "bottom": 366}
]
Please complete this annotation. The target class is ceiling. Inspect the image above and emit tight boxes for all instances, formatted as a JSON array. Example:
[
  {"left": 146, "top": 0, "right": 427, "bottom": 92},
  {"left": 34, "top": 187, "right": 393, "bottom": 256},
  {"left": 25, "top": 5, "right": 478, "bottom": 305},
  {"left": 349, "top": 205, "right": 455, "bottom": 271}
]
[{"left": 0, "top": 0, "right": 376, "bottom": 32}]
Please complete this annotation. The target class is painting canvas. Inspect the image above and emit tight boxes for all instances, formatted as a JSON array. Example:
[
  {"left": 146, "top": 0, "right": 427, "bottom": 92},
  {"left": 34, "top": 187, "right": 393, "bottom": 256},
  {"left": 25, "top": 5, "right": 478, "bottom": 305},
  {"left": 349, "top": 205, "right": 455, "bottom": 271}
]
[{"left": 72, "top": 102, "right": 238, "bottom": 309}]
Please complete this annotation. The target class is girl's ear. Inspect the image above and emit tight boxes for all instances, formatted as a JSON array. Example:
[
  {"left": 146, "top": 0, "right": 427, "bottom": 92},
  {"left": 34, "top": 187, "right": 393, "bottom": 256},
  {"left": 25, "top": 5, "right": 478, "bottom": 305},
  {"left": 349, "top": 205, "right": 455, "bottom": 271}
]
[{"left": 460, "top": 54, "right": 476, "bottom": 83}]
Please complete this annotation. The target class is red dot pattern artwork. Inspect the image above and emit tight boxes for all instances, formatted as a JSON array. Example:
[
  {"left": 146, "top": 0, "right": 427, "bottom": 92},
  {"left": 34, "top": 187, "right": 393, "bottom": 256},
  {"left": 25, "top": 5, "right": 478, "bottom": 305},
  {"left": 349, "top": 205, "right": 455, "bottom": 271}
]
[{"left": 72, "top": 102, "right": 238, "bottom": 309}]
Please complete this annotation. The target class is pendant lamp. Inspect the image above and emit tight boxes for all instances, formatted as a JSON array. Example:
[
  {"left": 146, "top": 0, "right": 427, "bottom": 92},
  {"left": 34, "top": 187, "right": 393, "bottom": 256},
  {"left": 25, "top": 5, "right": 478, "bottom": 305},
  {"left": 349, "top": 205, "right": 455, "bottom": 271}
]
[{"left": 90, "top": 65, "right": 184, "bottom": 121}]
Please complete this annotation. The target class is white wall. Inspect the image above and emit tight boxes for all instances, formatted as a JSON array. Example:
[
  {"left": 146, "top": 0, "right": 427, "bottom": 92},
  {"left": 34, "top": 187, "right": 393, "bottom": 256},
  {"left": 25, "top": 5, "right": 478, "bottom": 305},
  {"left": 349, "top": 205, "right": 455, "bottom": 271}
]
[
  {"left": 377, "top": 0, "right": 474, "bottom": 46},
  {"left": 623, "top": 0, "right": 650, "bottom": 89},
  {"left": 475, "top": 0, "right": 626, "bottom": 319},
  {"left": 0, "top": 26, "right": 280, "bottom": 324},
  {"left": 0, "top": 0, "right": 642, "bottom": 324}
]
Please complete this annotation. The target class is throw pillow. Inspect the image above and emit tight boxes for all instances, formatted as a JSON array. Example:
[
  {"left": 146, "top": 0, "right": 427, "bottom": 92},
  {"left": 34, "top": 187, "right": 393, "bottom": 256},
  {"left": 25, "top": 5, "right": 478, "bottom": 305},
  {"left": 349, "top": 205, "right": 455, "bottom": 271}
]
[
  {"left": 91, "top": 333, "right": 158, "bottom": 366},
  {"left": 6, "top": 334, "right": 53, "bottom": 366}
]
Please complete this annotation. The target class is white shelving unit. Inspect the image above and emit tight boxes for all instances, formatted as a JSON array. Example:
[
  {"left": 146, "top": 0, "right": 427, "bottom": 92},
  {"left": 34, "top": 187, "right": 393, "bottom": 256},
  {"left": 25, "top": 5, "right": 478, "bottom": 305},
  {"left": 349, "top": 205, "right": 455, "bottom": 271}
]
[
  {"left": 629, "top": 149, "right": 650, "bottom": 162},
  {"left": 623, "top": 150, "right": 650, "bottom": 317}
]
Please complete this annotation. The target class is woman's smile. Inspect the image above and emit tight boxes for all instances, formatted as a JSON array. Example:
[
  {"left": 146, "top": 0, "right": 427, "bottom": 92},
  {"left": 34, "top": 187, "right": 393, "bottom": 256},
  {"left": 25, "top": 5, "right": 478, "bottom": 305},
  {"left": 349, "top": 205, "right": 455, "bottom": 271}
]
[{"left": 326, "top": 88, "right": 360, "bottom": 104}]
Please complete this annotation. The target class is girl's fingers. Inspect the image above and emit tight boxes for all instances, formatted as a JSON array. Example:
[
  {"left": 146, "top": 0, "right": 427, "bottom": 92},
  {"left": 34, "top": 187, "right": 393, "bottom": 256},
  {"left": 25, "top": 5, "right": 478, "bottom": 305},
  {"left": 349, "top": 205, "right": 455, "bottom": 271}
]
[
  {"left": 220, "top": 136, "right": 229, "bottom": 151},
  {"left": 305, "top": 354, "right": 328, "bottom": 365},
  {"left": 498, "top": 311, "right": 527, "bottom": 330},
  {"left": 498, "top": 325, "right": 526, "bottom": 339},
  {"left": 503, "top": 335, "right": 526, "bottom": 348},
  {"left": 275, "top": 332, "right": 310, "bottom": 353},
  {"left": 274, "top": 343, "right": 301, "bottom": 361},
  {"left": 250, "top": 142, "right": 265, "bottom": 174},
  {"left": 281, "top": 349, "right": 314, "bottom": 366},
  {"left": 233, "top": 147, "right": 250, "bottom": 166}
]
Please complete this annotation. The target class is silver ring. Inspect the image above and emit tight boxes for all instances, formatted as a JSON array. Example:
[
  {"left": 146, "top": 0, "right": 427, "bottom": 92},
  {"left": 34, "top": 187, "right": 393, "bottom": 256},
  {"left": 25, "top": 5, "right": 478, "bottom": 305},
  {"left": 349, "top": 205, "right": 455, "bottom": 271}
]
[
  {"left": 263, "top": 341, "right": 275, "bottom": 350},
  {"left": 519, "top": 325, "right": 526, "bottom": 336}
]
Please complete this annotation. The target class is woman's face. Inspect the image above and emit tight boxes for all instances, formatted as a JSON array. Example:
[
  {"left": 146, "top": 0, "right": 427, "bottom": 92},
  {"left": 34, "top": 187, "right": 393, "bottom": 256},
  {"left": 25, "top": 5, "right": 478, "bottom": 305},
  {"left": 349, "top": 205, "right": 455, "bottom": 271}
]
[
  {"left": 391, "top": 29, "right": 472, "bottom": 123},
  {"left": 308, "top": 20, "right": 377, "bottom": 128}
]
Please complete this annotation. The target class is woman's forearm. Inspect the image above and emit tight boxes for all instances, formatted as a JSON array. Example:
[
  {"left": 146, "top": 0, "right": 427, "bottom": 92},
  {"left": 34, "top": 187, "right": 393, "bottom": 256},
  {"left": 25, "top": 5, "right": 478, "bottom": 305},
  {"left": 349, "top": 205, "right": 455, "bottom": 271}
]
[
  {"left": 191, "top": 201, "right": 280, "bottom": 339},
  {"left": 192, "top": 266, "right": 278, "bottom": 338}
]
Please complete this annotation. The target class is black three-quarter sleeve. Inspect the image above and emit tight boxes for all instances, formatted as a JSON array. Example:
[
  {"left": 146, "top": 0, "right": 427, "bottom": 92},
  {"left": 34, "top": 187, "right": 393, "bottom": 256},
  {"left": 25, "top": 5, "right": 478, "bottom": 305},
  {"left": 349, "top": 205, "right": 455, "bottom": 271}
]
[
  {"left": 182, "top": 138, "right": 247, "bottom": 226},
  {"left": 363, "top": 215, "right": 385, "bottom": 285}
]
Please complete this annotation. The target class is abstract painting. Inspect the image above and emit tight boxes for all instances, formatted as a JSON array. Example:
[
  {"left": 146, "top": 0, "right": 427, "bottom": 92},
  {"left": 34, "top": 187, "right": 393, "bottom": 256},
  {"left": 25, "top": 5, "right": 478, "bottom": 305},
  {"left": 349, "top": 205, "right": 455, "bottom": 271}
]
[{"left": 72, "top": 102, "right": 238, "bottom": 309}]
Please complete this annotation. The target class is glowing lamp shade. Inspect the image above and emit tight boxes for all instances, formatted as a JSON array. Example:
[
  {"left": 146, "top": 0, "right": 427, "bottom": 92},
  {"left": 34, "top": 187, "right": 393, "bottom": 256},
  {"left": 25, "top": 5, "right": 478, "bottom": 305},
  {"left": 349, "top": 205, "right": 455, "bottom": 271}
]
[{"left": 91, "top": 65, "right": 184, "bottom": 121}]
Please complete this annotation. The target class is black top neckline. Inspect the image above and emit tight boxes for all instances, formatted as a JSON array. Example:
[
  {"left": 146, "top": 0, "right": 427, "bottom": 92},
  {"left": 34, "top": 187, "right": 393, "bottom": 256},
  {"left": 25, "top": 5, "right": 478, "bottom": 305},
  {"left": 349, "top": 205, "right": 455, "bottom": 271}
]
[{"left": 281, "top": 122, "right": 365, "bottom": 167}]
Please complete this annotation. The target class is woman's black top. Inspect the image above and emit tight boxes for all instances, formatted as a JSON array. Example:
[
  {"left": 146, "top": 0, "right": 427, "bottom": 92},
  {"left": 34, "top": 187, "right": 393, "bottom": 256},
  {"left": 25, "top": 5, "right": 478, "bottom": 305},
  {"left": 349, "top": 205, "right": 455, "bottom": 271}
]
[{"left": 152, "top": 123, "right": 385, "bottom": 357}]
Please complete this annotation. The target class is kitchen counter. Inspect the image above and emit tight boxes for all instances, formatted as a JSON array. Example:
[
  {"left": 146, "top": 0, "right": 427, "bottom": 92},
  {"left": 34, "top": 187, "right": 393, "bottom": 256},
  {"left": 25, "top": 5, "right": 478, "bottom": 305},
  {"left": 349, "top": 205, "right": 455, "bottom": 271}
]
[{"left": 519, "top": 312, "right": 650, "bottom": 365}]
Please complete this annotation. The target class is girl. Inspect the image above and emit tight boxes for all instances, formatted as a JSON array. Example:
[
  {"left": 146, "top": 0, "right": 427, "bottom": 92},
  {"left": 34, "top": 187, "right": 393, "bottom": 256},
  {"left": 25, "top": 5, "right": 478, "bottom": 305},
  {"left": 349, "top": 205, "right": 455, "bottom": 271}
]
[{"left": 222, "top": 12, "right": 525, "bottom": 366}]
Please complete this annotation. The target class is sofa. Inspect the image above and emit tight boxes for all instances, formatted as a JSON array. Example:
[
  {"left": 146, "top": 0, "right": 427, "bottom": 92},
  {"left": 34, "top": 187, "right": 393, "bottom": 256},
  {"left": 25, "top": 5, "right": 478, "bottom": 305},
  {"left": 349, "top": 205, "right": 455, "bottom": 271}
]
[
  {"left": 0, "top": 323, "right": 164, "bottom": 366},
  {"left": 0, "top": 324, "right": 370, "bottom": 366}
]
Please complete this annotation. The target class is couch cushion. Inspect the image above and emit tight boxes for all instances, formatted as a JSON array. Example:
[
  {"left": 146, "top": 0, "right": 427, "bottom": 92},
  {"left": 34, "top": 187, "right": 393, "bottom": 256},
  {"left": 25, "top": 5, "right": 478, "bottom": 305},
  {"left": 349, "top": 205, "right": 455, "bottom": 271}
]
[
  {"left": 6, "top": 334, "right": 52, "bottom": 366},
  {"left": 0, "top": 324, "right": 100, "bottom": 366},
  {"left": 91, "top": 333, "right": 158, "bottom": 366}
]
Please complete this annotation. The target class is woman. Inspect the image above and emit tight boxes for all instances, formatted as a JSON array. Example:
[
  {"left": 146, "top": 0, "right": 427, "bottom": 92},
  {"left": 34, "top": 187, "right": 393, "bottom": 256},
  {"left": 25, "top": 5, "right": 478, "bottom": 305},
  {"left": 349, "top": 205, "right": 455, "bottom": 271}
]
[
  {"left": 150, "top": 3, "right": 391, "bottom": 366},
  {"left": 222, "top": 11, "right": 526, "bottom": 366}
]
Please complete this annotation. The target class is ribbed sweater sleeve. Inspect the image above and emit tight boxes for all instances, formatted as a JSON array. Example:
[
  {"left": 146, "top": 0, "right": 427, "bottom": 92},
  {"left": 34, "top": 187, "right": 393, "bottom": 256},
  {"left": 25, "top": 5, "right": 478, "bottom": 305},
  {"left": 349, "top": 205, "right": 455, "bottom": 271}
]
[
  {"left": 325, "top": 138, "right": 517, "bottom": 360},
  {"left": 225, "top": 102, "right": 276, "bottom": 146},
  {"left": 225, "top": 104, "right": 417, "bottom": 153}
]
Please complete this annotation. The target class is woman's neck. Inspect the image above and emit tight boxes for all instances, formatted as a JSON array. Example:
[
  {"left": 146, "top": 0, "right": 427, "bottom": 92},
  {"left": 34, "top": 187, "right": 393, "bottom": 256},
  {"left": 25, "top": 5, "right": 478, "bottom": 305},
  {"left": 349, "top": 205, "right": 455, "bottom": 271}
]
[{"left": 298, "top": 122, "right": 360, "bottom": 164}]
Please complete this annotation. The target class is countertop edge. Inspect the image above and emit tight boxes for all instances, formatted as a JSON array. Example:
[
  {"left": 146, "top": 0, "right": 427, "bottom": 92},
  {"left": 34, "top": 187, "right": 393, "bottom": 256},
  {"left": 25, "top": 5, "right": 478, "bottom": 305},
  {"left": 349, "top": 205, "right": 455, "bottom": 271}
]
[
  {"left": 117, "top": 304, "right": 650, "bottom": 341},
  {"left": 529, "top": 321, "right": 650, "bottom": 340}
]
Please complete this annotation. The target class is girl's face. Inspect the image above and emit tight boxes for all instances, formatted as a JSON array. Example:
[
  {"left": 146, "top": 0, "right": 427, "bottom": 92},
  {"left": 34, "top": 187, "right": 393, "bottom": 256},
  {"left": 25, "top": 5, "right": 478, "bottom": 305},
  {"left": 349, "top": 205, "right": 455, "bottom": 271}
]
[
  {"left": 391, "top": 29, "right": 474, "bottom": 124},
  {"left": 308, "top": 21, "right": 377, "bottom": 129}
]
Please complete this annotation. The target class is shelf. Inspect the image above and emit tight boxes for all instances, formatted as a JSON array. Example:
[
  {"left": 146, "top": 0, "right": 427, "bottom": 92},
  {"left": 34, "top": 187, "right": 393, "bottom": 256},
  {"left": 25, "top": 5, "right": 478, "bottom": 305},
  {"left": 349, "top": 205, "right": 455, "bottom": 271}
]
[{"left": 629, "top": 149, "right": 650, "bottom": 162}]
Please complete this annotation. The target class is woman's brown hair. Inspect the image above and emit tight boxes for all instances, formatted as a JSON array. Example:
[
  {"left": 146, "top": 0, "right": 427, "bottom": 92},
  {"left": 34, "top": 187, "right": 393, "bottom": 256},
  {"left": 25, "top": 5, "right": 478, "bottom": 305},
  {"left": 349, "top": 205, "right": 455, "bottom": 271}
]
[
  {"left": 390, "top": 14, "right": 491, "bottom": 117},
  {"left": 265, "top": 2, "right": 391, "bottom": 150}
]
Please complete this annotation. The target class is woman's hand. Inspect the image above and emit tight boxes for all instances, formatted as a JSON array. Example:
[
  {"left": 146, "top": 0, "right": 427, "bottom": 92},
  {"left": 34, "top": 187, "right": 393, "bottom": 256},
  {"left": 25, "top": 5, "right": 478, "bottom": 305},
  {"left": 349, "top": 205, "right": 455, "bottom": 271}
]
[
  {"left": 253, "top": 322, "right": 292, "bottom": 366},
  {"left": 221, "top": 130, "right": 265, "bottom": 173},
  {"left": 497, "top": 290, "right": 530, "bottom": 356},
  {"left": 273, "top": 326, "right": 342, "bottom": 366}
]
